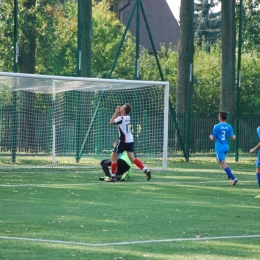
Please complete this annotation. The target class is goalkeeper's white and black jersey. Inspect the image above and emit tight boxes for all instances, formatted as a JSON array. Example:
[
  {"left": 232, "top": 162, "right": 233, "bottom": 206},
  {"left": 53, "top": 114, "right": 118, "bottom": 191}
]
[{"left": 114, "top": 115, "right": 133, "bottom": 143}]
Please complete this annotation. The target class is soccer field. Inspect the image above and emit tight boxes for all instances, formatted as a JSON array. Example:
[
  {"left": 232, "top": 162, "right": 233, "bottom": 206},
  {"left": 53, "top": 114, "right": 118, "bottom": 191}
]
[{"left": 0, "top": 158, "right": 259, "bottom": 259}]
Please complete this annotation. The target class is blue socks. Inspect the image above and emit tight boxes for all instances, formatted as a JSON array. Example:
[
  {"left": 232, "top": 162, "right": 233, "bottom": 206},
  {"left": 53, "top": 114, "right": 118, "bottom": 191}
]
[
  {"left": 257, "top": 173, "right": 260, "bottom": 187},
  {"left": 224, "top": 167, "right": 235, "bottom": 180}
]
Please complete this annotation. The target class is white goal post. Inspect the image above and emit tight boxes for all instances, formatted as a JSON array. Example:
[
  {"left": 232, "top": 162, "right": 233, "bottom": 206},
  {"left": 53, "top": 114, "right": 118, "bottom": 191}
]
[{"left": 0, "top": 72, "right": 169, "bottom": 169}]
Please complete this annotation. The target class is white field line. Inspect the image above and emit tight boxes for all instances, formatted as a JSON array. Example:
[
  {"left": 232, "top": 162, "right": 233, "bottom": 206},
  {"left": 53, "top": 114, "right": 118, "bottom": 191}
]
[
  {"left": 0, "top": 234, "right": 260, "bottom": 247},
  {"left": 0, "top": 168, "right": 253, "bottom": 173},
  {"left": 0, "top": 180, "right": 256, "bottom": 187}
]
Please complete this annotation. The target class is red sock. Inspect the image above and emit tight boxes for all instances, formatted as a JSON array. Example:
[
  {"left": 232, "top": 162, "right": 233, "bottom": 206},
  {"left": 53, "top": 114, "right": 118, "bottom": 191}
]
[
  {"left": 111, "top": 162, "right": 118, "bottom": 174},
  {"left": 134, "top": 158, "right": 144, "bottom": 170}
]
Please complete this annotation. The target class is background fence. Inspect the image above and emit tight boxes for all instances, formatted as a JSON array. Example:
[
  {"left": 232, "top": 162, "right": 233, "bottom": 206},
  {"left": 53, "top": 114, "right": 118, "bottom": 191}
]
[
  {"left": 0, "top": 103, "right": 259, "bottom": 165},
  {"left": 168, "top": 112, "right": 260, "bottom": 157}
]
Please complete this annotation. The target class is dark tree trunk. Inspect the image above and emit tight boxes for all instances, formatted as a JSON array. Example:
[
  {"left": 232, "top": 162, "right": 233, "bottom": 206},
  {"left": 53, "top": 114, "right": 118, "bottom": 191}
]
[
  {"left": 76, "top": 0, "right": 92, "bottom": 160},
  {"left": 19, "top": 0, "right": 37, "bottom": 153},
  {"left": 80, "top": 0, "right": 92, "bottom": 77},
  {"left": 221, "top": 0, "right": 236, "bottom": 112},
  {"left": 176, "top": 0, "right": 191, "bottom": 113}
]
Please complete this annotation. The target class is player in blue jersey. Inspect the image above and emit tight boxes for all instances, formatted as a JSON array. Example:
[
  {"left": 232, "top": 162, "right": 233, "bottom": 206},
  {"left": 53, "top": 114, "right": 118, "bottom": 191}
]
[
  {"left": 249, "top": 126, "right": 260, "bottom": 198},
  {"left": 209, "top": 111, "right": 238, "bottom": 186},
  {"left": 107, "top": 103, "right": 151, "bottom": 182}
]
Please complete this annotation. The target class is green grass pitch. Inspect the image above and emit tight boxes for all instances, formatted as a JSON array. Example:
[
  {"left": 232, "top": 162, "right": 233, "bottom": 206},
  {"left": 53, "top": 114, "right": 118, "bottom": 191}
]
[{"left": 0, "top": 157, "right": 259, "bottom": 259}]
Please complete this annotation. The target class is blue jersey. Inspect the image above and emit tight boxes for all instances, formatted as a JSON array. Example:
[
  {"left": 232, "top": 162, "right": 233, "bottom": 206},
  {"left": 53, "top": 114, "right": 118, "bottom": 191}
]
[
  {"left": 211, "top": 122, "right": 234, "bottom": 152},
  {"left": 257, "top": 127, "right": 260, "bottom": 164},
  {"left": 257, "top": 126, "right": 260, "bottom": 140}
]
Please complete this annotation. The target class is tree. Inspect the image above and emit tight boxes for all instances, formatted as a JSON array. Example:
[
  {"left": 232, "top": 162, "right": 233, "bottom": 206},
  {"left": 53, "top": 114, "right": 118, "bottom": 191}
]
[
  {"left": 19, "top": 0, "right": 36, "bottom": 74},
  {"left": 92, "top": 0, "right": 136, "bottom": 78},
  {"left": 194, "top": 0, "right": 221, "bottom": 49},
  {"left": 193, "top": 43, "right": 221, "bottom": 112},
  {"left": 79, "top": 0, "right": 92, "bottom": 77},
  {"left": 0, "top": 0, "right": 15, "bottom": 72},
  {"left": 19, "top": 0, "right": 37, "bottom": 152},
  {"left": 239, "top": 0, "right": 260, "bottom": 53},
  {"left": 139, "top": 44, "right": 178, "bottom": 105},
  {"left": 176, "top": 0, "right": 191, "bottom": 113},
  {"left": 221, "top": 0, "right": 236, "bottom": 112},
  {"left": 240, "top": 54, "right": 260, "bottom": 114}
]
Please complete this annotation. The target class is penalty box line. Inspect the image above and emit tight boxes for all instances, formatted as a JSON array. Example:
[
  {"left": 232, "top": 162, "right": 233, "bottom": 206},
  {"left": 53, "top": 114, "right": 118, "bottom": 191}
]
[{"left": 0, "top": 234, "right": 260, "bottom": 247}]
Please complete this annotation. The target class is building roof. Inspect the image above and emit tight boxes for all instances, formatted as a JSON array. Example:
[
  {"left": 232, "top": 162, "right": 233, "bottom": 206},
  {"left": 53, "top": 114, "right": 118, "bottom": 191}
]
[{"left": 120, "top": 0, "right": 180, "bottom": 53}]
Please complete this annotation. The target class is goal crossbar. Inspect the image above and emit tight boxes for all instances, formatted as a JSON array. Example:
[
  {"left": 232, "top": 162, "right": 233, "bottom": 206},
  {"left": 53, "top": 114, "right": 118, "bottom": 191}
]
[{"left": 0, "top": 72, "right": 168, "bottom": 93}]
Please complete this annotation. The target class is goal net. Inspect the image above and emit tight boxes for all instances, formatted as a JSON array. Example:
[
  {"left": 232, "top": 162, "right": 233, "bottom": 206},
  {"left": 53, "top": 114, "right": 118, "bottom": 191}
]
[{"left": 0, "top": 72, "right": 169, "bottom": 169}]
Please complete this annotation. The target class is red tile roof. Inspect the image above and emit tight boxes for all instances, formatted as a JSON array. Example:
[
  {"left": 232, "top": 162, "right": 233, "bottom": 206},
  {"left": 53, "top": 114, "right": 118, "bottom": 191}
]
[{"left": 120, "top": 0, "right": 180, "bottom": 53}]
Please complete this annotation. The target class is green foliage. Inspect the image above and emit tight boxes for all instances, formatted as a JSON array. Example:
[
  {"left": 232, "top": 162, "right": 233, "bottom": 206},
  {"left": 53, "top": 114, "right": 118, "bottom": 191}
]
[
  {"left": 139, "top": 44, "right": 178, "bottom": 105},
  {"left": 92, "top": 0, "right": 136, "bottom": 78},
  {"left": 239, "top": 0, "right": 260, "bottom": 54},
  {"left": 193, "top": 42, "right": 221, "bottom": 112},
  {"left": 0, "top": 0, "right": 14, "bottom": 72},
  {"left": 240, "top": 53, "right": 260, "bottom": 113},
  {"left": 192, "top": 41, "right": 260, "bottom": 114},
  {"left": 0, "top": 0, "right": 76, "bottom": 75},
  {"left": 46, "top": 1, "right": 78, "bottom": 76},
  {"left": 194, "top": 0, "right": 221, "bottom": 47},
  {"left": 1, "top": 0, "right": 260, "bottom": 114}
]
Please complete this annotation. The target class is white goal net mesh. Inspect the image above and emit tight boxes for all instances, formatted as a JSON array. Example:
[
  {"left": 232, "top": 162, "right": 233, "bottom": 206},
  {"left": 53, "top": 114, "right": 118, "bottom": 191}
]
[{"left": 0, "top": 72, "right": 169, "bottom": 169}]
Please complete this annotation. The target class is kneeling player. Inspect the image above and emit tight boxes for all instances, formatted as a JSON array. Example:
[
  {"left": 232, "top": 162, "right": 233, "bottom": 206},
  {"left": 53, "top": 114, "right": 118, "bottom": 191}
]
[{"left": 100, "top": 150, "right": 131, "bottom": 181}]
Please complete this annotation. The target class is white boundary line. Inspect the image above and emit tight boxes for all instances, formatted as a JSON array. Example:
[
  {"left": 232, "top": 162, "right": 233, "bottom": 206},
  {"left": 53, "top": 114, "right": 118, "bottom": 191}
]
[
  {"left": 0, "top": 234, "right": 260, "bottom": 247},
  {"left": 0, "top": 180, "right": 257, "bottom": 188}
]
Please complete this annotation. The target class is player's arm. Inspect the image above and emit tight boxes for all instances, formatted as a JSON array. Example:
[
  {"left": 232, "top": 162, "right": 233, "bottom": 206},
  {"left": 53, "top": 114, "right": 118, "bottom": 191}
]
[
  {"left": 209, "top": 126, "right": 217, "bottom": 141},
  {"left": 250, "top": 142, "right": 260, "bottom": 153},
  {"left": 231, "top": 135, "right": 236, "bottom": 141},
  {"left": 230, "top": 126, "right": 236, "bottom": 141},
  {"left": 209, "top": 134, "right": 215, "bottom": 141},
  {"left": 109, "top": 106, "right": 121, "bottom": 125}
]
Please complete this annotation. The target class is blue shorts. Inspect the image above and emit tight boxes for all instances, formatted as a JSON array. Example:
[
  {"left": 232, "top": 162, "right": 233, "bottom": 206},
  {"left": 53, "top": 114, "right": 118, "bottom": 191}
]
[
  {"left": 215, "top": 151, "right": 227, "bottom": 162},
  {"left": 113, "top": 141, "right": 134, "bottom": 154},
  {"left": 255, "top": 151, "right": 260, "bottom": 168}
]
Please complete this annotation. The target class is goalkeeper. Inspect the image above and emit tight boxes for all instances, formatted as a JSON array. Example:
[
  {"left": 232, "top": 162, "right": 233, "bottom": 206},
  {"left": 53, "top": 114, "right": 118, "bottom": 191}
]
[{"left": 100, "top": 142, "right": 131, "bottom": 181}]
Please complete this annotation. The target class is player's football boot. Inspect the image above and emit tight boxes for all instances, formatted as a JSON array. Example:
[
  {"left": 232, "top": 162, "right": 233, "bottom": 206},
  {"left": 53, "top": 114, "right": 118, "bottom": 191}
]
[
  {"left": 145, "top": 169, "right": 151, "bottom": 181},
  {"left": 231, "top": 179, "right": 238, "bottom": 186},
  {"left": 105, "top": 177, "right": 116, "bottom": 182}
]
